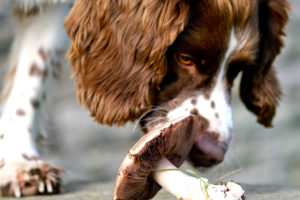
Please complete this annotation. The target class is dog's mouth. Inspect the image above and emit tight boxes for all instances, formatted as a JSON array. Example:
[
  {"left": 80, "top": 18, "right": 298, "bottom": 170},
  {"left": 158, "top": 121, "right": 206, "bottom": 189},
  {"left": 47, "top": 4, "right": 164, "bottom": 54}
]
[
  {"left": 189, "top": 131, "right": 228, "bottom": 167},
  {"left": 142, "top": 115, "right": 229, "bottom": 168}
]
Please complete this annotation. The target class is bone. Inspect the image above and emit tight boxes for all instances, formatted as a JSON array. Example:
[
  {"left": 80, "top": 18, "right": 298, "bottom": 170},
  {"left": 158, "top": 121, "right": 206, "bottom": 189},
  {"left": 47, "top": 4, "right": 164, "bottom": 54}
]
[
  {"left": 114, "top": 116, "right": 245, "bottom": 199},
  {"left": 152, "top": 157, "right": 245, "bottom": 200}
]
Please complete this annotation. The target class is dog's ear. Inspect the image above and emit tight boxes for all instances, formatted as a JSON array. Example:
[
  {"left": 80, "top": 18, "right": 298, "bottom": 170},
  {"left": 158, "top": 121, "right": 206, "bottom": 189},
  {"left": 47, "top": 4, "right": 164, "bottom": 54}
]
[
  {"left": 64, "top": 0, "right": 190, "bottom": 126},
  {"left": 239, "top": 0, "right": 289, "bottom": 127}
]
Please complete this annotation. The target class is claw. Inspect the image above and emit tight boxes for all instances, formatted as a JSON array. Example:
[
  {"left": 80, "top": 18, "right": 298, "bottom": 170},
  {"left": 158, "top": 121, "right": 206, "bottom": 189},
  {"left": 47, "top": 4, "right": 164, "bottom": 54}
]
[
  {"left": 46, "top": 180, "right": 53, "bottom": 193},
  {"left": 38, "top": 182, "right": 45, "bottom": 193},
  {"left": 0, "top": 160, "right": 64, "bottom": 197},
  {"left": 13, "top": 185, "right": 21, "bottom": 198}
]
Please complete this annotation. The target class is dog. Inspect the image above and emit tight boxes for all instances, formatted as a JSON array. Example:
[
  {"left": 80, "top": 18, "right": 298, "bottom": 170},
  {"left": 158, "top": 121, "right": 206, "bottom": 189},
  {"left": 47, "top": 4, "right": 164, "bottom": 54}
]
[{"left": 0, "top": 0, "right": 289, "bottom": 198}]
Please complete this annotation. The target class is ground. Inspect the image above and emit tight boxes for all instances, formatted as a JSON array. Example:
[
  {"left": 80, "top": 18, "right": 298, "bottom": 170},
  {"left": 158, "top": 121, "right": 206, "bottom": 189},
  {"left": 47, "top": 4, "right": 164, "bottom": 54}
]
[{"left": 2, "top": 182, "right": 300, "bottom": 200}]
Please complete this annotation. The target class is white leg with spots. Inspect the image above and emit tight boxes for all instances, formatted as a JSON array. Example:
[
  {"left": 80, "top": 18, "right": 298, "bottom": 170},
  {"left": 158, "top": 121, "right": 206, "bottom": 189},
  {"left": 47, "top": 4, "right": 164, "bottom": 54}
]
[{"left": 0, "top": 3, "right": 69, "bottom": 197}]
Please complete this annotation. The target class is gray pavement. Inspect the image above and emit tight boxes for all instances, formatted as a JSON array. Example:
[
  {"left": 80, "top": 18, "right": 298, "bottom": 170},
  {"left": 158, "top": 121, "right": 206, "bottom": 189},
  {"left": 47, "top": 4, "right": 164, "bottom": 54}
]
[{"left": 2, "top": 182, "right": 300, "bottom": 200}]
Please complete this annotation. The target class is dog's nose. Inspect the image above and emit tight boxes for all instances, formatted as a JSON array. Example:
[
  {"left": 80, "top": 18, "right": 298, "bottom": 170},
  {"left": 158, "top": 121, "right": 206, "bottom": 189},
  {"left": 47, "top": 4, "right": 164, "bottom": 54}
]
[{"left": 189, "top": 131, "right": 228, "bottom": 167}]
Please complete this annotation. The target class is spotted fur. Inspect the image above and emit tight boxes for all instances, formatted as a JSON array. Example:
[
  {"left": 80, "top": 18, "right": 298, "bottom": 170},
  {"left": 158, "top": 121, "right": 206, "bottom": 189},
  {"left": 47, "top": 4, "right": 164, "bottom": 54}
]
[{"left": 0, "top": 1, "right": 71, "bottom": 197}]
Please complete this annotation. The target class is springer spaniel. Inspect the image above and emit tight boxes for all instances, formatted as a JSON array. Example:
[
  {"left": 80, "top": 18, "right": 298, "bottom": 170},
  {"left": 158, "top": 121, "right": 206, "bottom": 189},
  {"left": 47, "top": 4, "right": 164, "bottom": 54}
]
[{"left": 0, "top": 0, "right": 289, "bottom": 198}]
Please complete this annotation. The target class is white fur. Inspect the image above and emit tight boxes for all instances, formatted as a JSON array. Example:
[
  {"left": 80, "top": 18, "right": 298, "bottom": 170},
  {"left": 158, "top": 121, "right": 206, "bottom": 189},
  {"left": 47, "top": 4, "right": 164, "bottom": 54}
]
[
  {"left": 0, "top": 2, "right": 69, "bottom": 196},
  {"left": 0, "top": 3, "right": 69, "bottom": 161},
  {"left": 166, "top": 30, "right": 238, "bottom": 144}
]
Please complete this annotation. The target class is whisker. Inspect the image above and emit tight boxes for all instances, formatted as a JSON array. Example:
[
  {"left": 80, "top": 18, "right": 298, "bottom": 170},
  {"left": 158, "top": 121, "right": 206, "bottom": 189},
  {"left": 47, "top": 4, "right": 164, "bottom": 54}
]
[
  {"left": 132, "top": 106, "right": 169, "bottom": 133},
  {"left": 143, "top": 116, "right": 166, "bottom": 122},
  {"left": 144, "top": 117, "right": 168, "bottom": 128}
]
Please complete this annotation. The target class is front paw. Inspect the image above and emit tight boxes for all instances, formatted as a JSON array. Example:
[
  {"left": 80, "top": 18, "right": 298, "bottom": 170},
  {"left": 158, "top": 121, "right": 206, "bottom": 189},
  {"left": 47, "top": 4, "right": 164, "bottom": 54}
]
[{"left": 0, "top": 158, "right": 64, "bottom": 197}]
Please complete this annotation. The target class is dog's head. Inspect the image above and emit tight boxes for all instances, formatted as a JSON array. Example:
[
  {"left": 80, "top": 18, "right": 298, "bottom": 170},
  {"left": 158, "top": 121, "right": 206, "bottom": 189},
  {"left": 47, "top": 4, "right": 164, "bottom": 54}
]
[{"left": 65, "top": 0, "right": 289, "bottom": 167}]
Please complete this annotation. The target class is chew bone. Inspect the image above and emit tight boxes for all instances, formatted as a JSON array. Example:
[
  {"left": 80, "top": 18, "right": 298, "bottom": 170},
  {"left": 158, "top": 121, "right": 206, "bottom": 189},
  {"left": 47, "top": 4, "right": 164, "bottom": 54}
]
[
  {"left": 114, "top": 116, "right": 246, "bottom": 200},
  {"left": 114, "top": 116, "right": 201, "bottom": 199},
  {"left": 153, "top": 157, "right": 246, "bottom": 200}
]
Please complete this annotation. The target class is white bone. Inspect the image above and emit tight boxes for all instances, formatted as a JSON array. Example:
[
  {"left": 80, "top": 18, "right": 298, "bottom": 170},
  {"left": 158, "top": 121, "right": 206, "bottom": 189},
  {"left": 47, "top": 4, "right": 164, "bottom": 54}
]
[{"left": 152, "top": 157, "right": 245, "bottom": 200}]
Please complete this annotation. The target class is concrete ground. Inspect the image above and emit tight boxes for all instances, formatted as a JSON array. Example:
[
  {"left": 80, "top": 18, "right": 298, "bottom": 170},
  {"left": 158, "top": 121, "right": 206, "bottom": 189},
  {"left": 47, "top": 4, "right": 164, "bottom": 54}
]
[{"left": 2, "top": 182, "right": 300, "bottom": 200}]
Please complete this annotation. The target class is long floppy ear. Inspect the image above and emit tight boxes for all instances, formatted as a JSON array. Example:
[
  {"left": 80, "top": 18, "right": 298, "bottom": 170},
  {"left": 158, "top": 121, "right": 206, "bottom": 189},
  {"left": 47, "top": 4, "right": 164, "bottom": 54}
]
[
  {"left": 64, "top": 0, "right": 190, "bottom": 126},
  {"left": 239, "top": 0, "right": 289, "bottom": 127}
]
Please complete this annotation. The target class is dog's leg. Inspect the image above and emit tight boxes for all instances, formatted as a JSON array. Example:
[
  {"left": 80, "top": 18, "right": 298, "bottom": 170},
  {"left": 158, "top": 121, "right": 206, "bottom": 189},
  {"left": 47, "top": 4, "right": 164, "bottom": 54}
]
[{"left": 0, "top": 3, "right": 70, "bottom": 197}]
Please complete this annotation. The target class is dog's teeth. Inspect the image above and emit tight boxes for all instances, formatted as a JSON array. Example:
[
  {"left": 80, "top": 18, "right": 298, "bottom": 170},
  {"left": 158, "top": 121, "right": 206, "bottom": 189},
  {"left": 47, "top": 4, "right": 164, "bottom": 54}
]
[
  {"left": 39, "top": 182, "right": 45, "bottom": 193},
  {"left": 14, "top": 186, "right": 21, "bottom": 198},
  {"left": 46, "top": 180, "right": 53, "bottom": 193}
]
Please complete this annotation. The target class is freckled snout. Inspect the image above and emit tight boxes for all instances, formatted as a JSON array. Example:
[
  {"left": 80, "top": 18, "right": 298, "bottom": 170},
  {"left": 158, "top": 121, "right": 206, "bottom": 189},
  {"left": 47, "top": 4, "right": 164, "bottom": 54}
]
[{"left": 189, "top": 131, "right": 228, "bottom": 167}]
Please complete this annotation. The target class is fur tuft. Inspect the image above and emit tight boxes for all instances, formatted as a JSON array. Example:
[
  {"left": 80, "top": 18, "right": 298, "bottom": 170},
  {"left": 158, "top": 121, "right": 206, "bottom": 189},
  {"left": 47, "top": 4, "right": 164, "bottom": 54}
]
[
  {"left": 239, "top": 0, "right": 289, "bottom": 127},
  {"left": 65, "top": 0, "right": 190, "bottom": 126}
]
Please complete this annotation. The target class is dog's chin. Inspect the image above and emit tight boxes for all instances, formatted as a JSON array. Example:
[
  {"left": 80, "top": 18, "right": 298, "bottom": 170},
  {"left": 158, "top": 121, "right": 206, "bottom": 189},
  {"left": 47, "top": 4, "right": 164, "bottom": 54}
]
[{"left": 169, "top": 120, "right": 228, "bottom": 168}]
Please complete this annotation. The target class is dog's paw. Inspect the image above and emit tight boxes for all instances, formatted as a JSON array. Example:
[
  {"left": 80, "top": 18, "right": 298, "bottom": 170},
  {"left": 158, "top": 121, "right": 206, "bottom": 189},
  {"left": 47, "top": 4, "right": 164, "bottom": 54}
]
[{"left": 0, "top": 158, "right": 64, "bottom": 197}]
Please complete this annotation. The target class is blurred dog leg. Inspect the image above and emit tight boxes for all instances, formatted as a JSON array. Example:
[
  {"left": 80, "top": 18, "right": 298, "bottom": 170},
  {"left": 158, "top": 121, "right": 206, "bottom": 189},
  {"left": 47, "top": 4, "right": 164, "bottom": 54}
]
[{"left": 0, "top": 2, "right": 69, "bottom": 197}]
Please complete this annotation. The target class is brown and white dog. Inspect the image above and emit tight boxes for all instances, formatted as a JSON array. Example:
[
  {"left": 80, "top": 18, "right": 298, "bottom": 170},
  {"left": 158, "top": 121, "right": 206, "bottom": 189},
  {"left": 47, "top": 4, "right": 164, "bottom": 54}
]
[{"left": 0, "top": 0, "right": 289, "bottom": 198}]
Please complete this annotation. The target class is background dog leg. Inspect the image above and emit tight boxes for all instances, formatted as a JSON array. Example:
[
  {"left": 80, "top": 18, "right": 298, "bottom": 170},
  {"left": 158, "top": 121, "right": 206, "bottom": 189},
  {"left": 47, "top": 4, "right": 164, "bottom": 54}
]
[{"left": 0, "top": 2, "right": 69, "bottom": 197}]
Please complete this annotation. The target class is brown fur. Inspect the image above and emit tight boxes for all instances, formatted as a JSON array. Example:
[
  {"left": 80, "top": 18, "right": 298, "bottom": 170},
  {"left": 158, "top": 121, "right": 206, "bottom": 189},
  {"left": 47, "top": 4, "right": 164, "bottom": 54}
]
[
  {"left": 38, "top": 48, "right": 49, "bottom": 63},
  {"left": 14, "top": 7, "right": 39, "bottom": 19},
  {"left": 240, "top": 0, "right": 290, "bottom": 127},
  {"left": 65, "top": 0, "right": 289, "bottom": 129},
  {"left": 29, "top": 63, "right": 45, "bottom": 77},
  {"left": 30, "top": 99, "right": 40, "bottom": 109},
  {"left": 65, "top": 0, "right": 189, "bottom": 126},
  {"left": 16, "top": 109, "right": 26, "bottom": 116}
]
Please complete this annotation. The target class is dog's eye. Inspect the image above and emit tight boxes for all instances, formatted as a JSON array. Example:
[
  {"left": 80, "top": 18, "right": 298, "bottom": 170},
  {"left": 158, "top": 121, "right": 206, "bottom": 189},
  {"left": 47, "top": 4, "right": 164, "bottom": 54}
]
[
  {"left": 175, "top": 53, "right": 198, "bottom": 75},
  {"left": 176, "top": 54, "right": 195, "bottom": 66}
]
